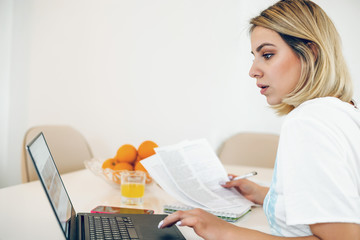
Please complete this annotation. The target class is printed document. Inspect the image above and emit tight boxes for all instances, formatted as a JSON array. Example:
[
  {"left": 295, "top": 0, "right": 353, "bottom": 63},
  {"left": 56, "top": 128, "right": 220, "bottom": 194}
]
[{"left": 141, "top": 139, "right": 254, "bottom": 212}]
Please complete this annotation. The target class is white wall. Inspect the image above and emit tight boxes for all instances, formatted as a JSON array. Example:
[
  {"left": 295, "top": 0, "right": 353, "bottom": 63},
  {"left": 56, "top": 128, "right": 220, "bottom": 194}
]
[
  {"left": 1, "top": 0, "right": 359, "bottom": 188},
  {"left": 0, "top": 0, "right": 12, "bottom": 187}
]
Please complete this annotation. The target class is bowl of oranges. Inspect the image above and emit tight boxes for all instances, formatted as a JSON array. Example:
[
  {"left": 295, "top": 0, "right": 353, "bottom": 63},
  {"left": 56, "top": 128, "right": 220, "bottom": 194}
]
[{"left": 85, "top": 140, "right": 158, "bottom": 188}]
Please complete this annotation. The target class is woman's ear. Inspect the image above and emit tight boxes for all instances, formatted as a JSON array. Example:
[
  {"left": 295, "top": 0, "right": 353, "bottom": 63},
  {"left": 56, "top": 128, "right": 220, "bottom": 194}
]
[{"left": 307, "top": 42, "right": 318, "bottom": 61}]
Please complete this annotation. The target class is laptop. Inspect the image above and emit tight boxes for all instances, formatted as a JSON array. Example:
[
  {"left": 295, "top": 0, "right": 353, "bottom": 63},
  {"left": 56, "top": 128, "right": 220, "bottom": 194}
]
[{"left": 27, "top": 132, "right": 185, "bottom": 240}]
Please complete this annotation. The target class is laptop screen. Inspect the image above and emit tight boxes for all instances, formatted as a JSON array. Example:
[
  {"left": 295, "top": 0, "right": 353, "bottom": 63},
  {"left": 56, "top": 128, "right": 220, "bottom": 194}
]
[{"left": 27, "top": 133, "right": 76, "bottom": 239}]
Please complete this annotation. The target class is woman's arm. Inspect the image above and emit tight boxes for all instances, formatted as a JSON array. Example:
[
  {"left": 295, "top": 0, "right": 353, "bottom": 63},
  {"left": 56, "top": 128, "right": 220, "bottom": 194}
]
[
  {"left": 160, "top": 209, "right": 360, "bottom": 240},
  {"left": 159, "top": 208, "right": 320, "bottom": 240},
  {"left": 310, "top": 223, "right": 360, "bottom": 240}
]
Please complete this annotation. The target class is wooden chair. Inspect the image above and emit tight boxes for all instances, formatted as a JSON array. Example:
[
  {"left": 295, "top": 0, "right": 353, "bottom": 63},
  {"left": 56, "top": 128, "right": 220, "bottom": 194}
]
[
  {"left": 218, "top": 132, "right": 279, "bottom": 168},
  {"left": 21, "top": 125, "right": 93, "bottom": 182}
]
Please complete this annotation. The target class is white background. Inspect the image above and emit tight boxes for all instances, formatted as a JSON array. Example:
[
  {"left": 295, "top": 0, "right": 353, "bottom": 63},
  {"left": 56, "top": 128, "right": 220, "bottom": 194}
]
[{"left": 1, "top": 0, "right": 359, "bottom": 188}]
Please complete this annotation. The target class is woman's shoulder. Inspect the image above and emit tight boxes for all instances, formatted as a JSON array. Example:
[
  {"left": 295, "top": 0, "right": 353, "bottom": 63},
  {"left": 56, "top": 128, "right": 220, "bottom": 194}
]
[
  {"left": 282, "top": 97, "right": 360, "bottom": 132},
  {"left": 287, "top": 97, "right": 358, "bottom": 120}
]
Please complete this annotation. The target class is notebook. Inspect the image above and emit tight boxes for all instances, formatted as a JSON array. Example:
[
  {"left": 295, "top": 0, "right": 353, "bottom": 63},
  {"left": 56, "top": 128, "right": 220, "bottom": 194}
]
[
  {"left": 163, "top": 203, "right": 251, "bottom": 223},
  {"left": 27, "top": 132, "right": 185, "bottom": 240}
]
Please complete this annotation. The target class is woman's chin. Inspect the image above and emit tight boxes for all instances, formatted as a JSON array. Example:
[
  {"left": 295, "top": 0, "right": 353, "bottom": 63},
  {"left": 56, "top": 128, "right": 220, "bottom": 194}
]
[{"left": 266, "top": 97, "right": 282, "bottom": 106}]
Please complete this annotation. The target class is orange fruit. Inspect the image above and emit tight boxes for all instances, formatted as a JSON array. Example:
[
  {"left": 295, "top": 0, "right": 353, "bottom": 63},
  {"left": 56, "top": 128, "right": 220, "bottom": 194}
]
[
  {"left": 138, "top": 140, "right": 158, "bottom": 159},
  {"left": 115, "top": 144, "right": 137, "bottom": 164},
  {"left": 112, "top": 162, "right": 133, "bottom": 185},
  {"left": 102, "top": 158, "right": 117, "bottom": 170},
  {"left": 134, "top": 161, "right": 152, "bottom": 184},
  {"left": 134, "top": 161, "right": 147, "bottom": 172},
  {"left": 135, "top": 155, "right": 141, "bottom": 164},
  {"left": 113, "top": 162, "right": 134, "bottom": 171}
]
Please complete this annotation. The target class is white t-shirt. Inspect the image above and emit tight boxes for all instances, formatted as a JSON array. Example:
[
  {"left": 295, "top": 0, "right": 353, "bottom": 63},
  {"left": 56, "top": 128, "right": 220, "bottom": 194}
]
[{"left": 263, "top": 97, "right": 360, "bottom": 237}]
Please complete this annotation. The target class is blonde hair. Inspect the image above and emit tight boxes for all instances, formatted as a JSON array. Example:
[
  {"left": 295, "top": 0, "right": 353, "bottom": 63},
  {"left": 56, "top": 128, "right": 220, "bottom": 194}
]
[{"left": 250, "top": 0, "right": 353, "bottom": 115}]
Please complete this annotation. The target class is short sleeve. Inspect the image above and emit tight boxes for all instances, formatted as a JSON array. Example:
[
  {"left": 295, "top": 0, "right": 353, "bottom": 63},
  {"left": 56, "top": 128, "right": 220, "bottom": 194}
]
[{"left": 278, "top": 116, "right": 360, "bottom": 226}]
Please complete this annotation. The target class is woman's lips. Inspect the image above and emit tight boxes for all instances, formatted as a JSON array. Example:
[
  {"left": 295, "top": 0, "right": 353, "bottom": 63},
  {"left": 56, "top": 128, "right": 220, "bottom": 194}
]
[
  {"left": 257, "top": 84, "right": 269, "bottom": 95},
  {"left": 260, "top": 86, "right": 268, "bottom": 94}
]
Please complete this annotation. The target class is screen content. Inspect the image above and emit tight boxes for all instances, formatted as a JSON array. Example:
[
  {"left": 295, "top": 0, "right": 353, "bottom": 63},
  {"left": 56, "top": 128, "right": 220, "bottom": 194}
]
[{"left": 28, "top": 134, "right": 73, "bottom": 237}]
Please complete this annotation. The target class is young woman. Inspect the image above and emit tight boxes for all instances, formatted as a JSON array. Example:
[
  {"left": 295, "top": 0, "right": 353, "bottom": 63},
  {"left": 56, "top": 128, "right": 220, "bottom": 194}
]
[{"left": 158, "top": 0, "right": 360, "bottom": 239}]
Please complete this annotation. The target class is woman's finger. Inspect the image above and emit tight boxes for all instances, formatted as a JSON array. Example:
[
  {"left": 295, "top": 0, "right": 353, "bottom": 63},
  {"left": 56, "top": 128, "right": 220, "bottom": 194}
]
[{"left": 158, "top": 210, "right": 185, "bottom": 229}]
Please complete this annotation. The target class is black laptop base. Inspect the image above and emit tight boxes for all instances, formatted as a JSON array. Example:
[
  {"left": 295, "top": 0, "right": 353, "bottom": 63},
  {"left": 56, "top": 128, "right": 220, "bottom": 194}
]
[{"left": 77, "top": 213, "right": 185, "bottom": 240}]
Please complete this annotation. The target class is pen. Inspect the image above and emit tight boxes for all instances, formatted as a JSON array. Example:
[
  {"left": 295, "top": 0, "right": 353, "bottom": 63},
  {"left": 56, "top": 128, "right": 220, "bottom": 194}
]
[{"left": 232, "top": 171, "right": 257, "bottom": 181}]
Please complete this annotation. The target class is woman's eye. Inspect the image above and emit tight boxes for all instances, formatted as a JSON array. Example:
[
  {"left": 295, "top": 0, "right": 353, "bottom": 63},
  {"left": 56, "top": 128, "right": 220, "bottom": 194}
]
[{"left": 263, "top": 53, "right": 273, "bottom": 59}]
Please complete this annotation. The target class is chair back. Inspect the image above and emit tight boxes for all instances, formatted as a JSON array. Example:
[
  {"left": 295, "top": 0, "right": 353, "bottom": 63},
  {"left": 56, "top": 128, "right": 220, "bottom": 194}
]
[
  {"left": 218, "top": 132, "right": 279, "bottom": 168},
  {"left": 22, "top": 125, "right": 93, "bottom": 182}
]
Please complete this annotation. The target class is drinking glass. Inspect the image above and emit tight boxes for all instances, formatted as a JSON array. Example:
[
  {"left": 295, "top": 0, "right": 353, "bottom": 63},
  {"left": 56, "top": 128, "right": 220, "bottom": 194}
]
[{"left": 120, "top": 171, "right": 146, "bottom": 205}]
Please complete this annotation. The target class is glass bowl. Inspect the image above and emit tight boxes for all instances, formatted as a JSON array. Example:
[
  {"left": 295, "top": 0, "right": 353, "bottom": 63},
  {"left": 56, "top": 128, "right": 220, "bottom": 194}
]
[
  {"left": 84, "top": 158, "right": 124, "bottom": 188},
  {"left": 84, "top": 158, "right": 152, "bottom": 188}
]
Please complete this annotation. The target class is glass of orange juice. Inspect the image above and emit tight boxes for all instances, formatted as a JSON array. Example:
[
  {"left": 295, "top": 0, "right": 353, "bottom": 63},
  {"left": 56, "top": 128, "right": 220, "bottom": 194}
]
[{"left": 120, "top": 171, "right": 146, "bottom": 205}]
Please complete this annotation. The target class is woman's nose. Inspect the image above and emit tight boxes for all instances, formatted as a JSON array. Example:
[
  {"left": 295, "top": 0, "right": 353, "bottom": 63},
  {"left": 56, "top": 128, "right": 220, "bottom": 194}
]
[{"left": 249, "top": 62, "right": 263, "bottom": 79}]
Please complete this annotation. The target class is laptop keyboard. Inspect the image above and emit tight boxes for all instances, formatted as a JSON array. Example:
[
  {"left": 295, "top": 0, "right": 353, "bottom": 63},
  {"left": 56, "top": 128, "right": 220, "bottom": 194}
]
[{"left": 88, "top": 215, "right": 139, "bottom": 240}]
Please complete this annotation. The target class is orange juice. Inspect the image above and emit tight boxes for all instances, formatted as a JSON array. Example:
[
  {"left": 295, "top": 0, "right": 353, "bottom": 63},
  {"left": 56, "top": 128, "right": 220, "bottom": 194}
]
[
  {"left": 121, "top": 183, "right": 145, "bottom": 198},
  {"left": 120, "top": 171, "right": 146, "bottom": 205}
]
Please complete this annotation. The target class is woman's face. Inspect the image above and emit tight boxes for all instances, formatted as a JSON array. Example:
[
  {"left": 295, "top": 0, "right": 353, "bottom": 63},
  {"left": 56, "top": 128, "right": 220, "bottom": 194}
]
[{"left": 249, "top": 26, "right": 302, "bottom": 105}]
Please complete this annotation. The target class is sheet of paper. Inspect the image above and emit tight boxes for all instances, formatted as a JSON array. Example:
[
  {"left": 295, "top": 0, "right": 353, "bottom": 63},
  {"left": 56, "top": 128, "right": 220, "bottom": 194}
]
[
  {"left": 181, "top": 140, "right": 248, "bottom": 204},
  {"left": 141, "top": 155, "right": 206, "bottom": 208},
  {"left": 142, "top": 139, "right": 253, "bottom": 211}
]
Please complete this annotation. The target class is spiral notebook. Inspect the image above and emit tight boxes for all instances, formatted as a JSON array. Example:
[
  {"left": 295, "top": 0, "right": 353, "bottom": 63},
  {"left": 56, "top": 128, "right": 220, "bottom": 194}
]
[{"left": 163, "top": 203, "right": 251, "bottom": 223}]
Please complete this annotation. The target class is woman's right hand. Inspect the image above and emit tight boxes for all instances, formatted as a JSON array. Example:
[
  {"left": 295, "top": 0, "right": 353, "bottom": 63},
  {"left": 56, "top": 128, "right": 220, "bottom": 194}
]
[
  {"left": 221, "top": 175, "right": 269, "bottom": 205},
  {"left": 159, "top": 208, "right": 239, "bottom": 240}
]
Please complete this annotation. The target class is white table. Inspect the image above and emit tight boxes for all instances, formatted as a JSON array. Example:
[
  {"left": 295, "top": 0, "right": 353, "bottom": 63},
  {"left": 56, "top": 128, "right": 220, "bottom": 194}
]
[{"left": 0, "top": 165, "right": 273, "bottom": 240}]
